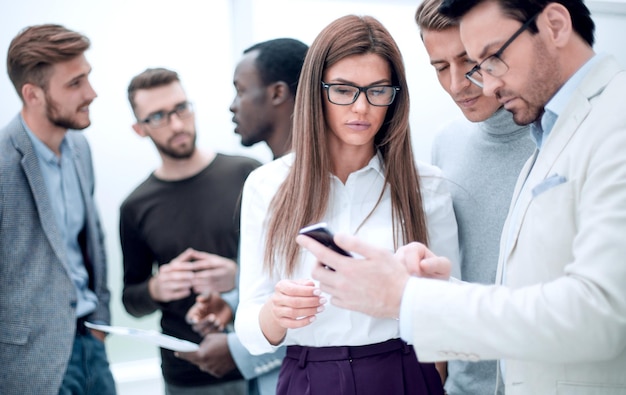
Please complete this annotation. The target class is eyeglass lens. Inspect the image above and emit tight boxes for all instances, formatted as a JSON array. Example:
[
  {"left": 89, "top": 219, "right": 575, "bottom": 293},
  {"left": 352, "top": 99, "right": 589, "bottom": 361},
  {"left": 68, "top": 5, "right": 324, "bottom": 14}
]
[
  {"left": 143, "top": 102, "right": 193, "bottom": 127},
  {"left": 325, "top": 84, "right": 397, "bottom": 106},
  {"left": 466, "top": 12, "right": 539, "bottom": 87}
]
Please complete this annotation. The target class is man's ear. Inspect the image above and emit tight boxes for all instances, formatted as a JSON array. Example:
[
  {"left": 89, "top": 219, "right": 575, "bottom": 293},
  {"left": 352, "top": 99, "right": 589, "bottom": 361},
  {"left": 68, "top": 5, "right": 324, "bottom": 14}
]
[
  {"left": 132, "top": 122, "right": 147, "bottom": 137},
  {"left": 21, "top": 83, "right": 44, "bottom": 106},
  {"left": 269, "top": 81, "right": 290, "bottom": 106},
  {"left": 542, "top": 2, "right": 572, "bottom": 48}
]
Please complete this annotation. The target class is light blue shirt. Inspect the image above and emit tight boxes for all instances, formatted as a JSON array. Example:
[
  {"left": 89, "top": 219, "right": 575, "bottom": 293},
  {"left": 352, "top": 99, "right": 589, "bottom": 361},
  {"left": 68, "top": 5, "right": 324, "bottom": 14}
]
[
  {"left": 531, "top": 53, "right": 602, "bottom": 148},
  {"left": 23, "top": 118, "right": 98, "bottom": 319}
]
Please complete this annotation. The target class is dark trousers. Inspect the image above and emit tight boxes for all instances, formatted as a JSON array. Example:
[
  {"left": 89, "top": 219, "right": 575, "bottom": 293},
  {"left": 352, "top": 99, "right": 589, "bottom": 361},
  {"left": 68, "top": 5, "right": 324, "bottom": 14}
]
[{"left": 277, "top": 339, "right": 443, "bottom": 395}]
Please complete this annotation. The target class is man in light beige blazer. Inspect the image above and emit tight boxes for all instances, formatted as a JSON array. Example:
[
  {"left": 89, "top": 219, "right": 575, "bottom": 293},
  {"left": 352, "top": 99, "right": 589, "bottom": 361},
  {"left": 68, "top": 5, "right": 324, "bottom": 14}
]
[{"left": 297, "top": 0, "right": 626, "bottom": 394}]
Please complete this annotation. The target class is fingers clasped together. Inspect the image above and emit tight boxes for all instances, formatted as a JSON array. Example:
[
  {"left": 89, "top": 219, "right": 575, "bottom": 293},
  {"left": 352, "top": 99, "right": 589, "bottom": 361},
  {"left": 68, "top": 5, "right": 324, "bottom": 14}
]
[{"left": 149, "top": 248, "right": 238, "bottom": 303}]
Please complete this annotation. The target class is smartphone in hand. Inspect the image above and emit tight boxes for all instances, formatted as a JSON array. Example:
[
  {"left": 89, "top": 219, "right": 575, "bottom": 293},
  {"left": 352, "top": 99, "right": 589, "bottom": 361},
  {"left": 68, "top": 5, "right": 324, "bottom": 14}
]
[{"left": 299, "top": 222, "right": 352, "bottom": 271}]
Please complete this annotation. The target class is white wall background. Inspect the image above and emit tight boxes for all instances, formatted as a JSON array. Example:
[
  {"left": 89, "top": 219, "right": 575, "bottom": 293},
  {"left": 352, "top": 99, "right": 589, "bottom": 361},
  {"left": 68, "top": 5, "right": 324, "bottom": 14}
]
[{"left": 2, "top": 0, "right": 626, "bottom": 384}]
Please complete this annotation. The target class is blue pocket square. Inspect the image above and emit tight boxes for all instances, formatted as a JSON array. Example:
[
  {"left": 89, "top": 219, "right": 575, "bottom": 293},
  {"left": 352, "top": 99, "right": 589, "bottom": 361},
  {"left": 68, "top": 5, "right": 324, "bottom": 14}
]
[{"left": 532, "top": 174, "right": 567, "bottom": 197}]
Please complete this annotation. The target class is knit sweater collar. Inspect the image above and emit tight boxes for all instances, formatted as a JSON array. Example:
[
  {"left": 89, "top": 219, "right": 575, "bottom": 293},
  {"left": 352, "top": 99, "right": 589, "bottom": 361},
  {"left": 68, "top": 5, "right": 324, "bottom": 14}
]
[{"left": 481, "top": 107, "right": 529, "bottom": 140}]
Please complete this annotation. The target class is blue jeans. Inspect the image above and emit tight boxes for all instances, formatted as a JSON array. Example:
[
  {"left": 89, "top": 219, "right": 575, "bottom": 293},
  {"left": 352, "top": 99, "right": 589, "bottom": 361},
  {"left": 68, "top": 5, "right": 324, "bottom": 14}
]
[{"left": 58, "top": 332, "right": 117, "bottom": 395}]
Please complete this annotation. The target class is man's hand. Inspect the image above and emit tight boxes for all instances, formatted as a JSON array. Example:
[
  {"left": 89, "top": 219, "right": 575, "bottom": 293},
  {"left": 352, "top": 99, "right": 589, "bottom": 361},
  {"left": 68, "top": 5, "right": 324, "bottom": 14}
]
[
  {"left": 186, "top": 293, "right": 233, "bottom": 336},
  {"left": 395, "top": 242, "right": 451, "bottom": 280},
  {"left": 175, "top": 333, "right": 237, "bottom": 378},
  {"left": 149, "top": 248, "right": 238, "bottom": 303},
  {"left": 301, "top": 234, "right": 409, "bottom": 318},
  {"left": 187, "top": 251, "right": 238, "bottom": 295},
  {"left": 89, "top": 329, "right": 107, "bottom": 342},
  {"left": 148, "top": 249, "right": 196, "bottom": 302}
]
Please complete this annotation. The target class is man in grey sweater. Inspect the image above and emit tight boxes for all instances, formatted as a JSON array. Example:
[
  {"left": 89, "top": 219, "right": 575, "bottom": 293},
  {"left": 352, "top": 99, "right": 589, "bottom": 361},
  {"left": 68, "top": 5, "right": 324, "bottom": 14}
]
[{"left": 415, "top": 1, "right": 535, "bottom": 394}]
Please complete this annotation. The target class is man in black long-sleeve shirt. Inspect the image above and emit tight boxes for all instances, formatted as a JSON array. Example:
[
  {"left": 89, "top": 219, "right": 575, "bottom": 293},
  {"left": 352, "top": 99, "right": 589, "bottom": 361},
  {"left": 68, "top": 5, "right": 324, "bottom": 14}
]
[{"left": 120, "top": 67, "right": 260, "bottom": 394}]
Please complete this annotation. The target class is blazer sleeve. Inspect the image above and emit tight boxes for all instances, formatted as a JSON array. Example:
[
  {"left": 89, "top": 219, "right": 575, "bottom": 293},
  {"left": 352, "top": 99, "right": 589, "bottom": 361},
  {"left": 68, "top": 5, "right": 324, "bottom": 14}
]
[
  {"left": 227, "top": 332, "right": 284, "bottom": 380},
  {"left": 405, "top": 93, "right": 626, "bottom": 365}
]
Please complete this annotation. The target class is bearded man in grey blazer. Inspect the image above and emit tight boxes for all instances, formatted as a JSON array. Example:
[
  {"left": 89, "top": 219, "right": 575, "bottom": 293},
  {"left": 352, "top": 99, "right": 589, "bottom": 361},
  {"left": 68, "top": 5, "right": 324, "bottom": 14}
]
[{"left": 0, "top": 24, "right": 116, "bottom": 395}]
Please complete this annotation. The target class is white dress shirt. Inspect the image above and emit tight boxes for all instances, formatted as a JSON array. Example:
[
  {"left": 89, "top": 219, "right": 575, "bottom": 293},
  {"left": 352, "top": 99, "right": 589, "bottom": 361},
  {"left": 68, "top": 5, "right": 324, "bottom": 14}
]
[{"left": 235, "top": 153, "right": 459, "bottom": 355}]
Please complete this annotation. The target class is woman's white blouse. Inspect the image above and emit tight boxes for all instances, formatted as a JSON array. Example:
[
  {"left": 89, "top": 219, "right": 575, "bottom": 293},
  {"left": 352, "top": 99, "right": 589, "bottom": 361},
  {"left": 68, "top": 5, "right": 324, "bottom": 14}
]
[{"left": 234, "top": 153, "right": 459, "bottom": 355}]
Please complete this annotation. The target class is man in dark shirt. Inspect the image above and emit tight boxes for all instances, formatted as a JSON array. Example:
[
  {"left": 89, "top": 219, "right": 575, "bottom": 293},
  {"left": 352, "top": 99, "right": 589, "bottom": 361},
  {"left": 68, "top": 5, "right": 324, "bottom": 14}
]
[{"left": 120, "top": 67, "right": 260, "bottom": 394}]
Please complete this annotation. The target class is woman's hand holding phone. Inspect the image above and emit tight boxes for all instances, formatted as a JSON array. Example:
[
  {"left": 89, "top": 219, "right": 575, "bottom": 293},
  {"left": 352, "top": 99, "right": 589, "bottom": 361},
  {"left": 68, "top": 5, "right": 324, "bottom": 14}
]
[{"left": 259, "top": 279, "right": 326, "bottom": 345}]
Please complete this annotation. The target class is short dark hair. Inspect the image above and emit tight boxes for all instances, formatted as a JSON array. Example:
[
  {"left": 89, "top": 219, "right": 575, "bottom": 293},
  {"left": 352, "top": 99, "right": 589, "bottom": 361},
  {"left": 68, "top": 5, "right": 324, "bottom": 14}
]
[
  {"left": 439, "top": 0, "right": 595, "bottom": 46},
  {"left": 243, "top": 38, "right": 309, "bottom": 96},
  {"left": 7, "top": 24, "right": 90, "bottom": 100},
  {"left": 127, "top": 67, "right": 180, "bottom": 113}
]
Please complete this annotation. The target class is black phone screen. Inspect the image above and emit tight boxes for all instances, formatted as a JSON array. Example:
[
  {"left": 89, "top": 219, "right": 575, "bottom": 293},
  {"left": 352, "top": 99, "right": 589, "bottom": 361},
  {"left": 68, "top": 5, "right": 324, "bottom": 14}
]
[{"left": 299, "top": 222, "right": 352, "bottom": 257}]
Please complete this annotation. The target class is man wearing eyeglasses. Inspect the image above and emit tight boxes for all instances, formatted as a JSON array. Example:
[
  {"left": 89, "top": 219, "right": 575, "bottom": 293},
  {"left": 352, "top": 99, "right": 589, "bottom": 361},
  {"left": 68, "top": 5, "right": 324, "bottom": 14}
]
[
  {"left": 299, "top": 1, "right": 626, "bottom": 394},
  {"left": 120, "top": 68, "right": 266, "bottom": 395},
  {"left": 415, "top": 0, "right": 535, "bottom": 393}
]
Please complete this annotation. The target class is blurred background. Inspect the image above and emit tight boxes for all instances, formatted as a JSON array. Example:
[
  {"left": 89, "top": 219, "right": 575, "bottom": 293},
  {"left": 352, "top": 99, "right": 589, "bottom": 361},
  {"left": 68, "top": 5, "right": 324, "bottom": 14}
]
[{"left": 2, "top": 0, "right": 626, "bottom": 392}]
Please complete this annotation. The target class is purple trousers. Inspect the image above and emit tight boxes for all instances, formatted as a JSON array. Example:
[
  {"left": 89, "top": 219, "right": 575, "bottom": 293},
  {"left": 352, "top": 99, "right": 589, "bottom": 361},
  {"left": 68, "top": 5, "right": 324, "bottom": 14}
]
[{"left": 277, "top": 339, "right": 444, "bottom": 395}]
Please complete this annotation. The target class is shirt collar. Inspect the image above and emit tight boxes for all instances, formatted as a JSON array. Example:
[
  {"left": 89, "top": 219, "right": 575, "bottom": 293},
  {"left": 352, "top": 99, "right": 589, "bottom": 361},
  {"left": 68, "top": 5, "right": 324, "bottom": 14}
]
[
  {"left": 21, "top": 115, "right": 71, "bottom": 164},
  {"left": 545, "top": 53, "right": 602, "bottom": 119},
  {"left": 332, "top": 150, "right": 385, "bottom": 181},
  {"left": 531, "top": 53, "right": 602, "bottom": 148},
  {"left": 364, "top": 150, "right": 385, "bottom": 177}
]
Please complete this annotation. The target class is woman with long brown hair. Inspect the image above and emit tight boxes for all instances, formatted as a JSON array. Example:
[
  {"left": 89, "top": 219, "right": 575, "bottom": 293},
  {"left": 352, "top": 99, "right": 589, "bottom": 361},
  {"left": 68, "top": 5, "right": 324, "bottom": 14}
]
[{"left": 235, "top": 14, "right": 458, "bottom": 394}]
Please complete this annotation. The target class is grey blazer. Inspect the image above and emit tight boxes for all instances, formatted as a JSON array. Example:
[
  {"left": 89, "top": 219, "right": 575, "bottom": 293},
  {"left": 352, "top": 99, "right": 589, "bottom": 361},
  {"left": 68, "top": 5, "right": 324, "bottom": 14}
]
[
  {"left": 228, "top": 333, "right": 284, "bottom": 395},
  {"left": 0, "top": 115, "right": 111, "bottom": 395}
]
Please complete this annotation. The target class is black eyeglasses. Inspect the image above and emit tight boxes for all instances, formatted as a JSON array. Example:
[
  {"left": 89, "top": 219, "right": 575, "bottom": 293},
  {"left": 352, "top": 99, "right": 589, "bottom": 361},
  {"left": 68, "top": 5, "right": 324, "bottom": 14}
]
[
  {"left": 465, "top": 13, "right": 539, "bottom": 88},
  {"left": 139, "top": 101, "right": 194, "bottom": 128},
  {"left": 321, "top": 82, "right": 400, "bottom": 107}
]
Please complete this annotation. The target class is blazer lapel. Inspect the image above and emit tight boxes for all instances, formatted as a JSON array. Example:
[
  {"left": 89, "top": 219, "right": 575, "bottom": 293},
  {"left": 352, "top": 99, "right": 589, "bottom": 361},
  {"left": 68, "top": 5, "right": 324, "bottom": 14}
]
[
  {"left": 69, "top": 137, "right": 93, "bottom": 255},
  {"left": 69, "top": 134, "right": 103, "bottom": 284},
  {"left": 496, "top": 148, "right": 538, "bottom": 284},
  {"left": 507, "top": 97, "right": 589, "bottom": 249},
  {"left": 69, "top": 137, "right": 90, "bottom": 218},
  {"left": 497, "top": 56, "right": 620, "bottom": 281},
  {"left": 12, "top": 122, "right": 68, "bottom": 269}
]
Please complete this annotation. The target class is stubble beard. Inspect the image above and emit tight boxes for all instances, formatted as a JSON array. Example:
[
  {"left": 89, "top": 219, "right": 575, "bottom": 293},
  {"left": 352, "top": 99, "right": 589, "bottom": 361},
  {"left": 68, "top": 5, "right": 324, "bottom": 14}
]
[
  {"left": 45, "top": 92, "right": 91, "bottom": 130},
  {"left": 511, "top": 39, "right": 562, "bottom": 126},
  {"left": 155, "top": 132, "right": 197, "bottom": 160}
]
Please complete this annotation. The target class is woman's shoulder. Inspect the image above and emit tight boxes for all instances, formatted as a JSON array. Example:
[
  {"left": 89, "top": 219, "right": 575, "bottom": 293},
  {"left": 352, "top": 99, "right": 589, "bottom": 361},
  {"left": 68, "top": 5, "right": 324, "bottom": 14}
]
[
  {"left": 415, "top": 160, "right": 443, "bottom": 179},
  {"left": 245, "top": 153, "right": 294, "bottom": 189},
  {"left": 415, "top": 160, "right": 451, "bottom": 198}
]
